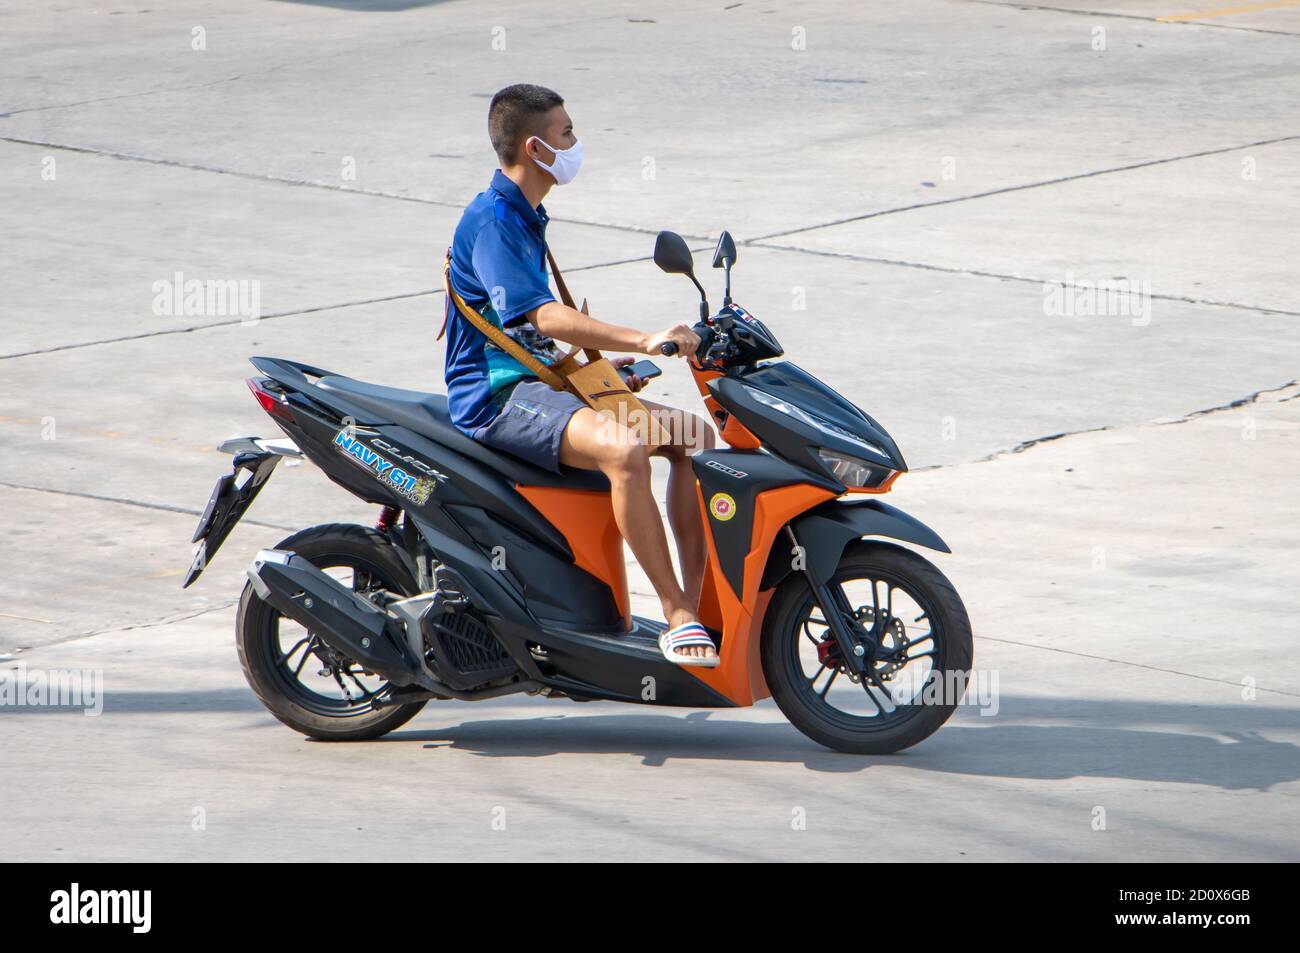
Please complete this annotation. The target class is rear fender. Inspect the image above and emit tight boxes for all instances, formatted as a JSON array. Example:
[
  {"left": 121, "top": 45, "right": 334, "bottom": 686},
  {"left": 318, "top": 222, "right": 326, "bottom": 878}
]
[{"left": 181, "top": 438, "right": 303, "bottom": 588}]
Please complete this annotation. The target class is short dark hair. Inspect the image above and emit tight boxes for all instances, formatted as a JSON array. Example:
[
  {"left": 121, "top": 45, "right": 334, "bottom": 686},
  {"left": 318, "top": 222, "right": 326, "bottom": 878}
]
[{"left": 488, "top": 84, "right": 564, "bottom": 165}]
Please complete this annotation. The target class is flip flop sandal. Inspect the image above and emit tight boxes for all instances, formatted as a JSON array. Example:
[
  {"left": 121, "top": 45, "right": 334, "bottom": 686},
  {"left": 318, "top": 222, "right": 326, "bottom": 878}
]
[{"left": 659, "top": 622, "right": 720, "bottom": 668}]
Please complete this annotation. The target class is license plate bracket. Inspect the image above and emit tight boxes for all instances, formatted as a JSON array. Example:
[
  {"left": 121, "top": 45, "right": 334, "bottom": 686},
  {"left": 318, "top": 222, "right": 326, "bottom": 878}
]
[{"left": 182, "top": 451, "right": 282, "bottom": 588}]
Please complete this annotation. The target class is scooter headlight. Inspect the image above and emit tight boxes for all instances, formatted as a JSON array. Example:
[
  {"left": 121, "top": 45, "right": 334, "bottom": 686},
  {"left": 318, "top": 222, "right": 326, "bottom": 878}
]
[{"left": 816, "top": 448, "right": 895, "bottom": 490}]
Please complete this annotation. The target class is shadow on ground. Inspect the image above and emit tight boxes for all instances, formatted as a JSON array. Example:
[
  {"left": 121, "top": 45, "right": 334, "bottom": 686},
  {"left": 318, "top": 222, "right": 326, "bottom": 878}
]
[
  {"left": 271, "top": 0, "right": 454, "bottom": 11},
  {"left": 389, "top": 695, "right": 1300, "bottom": 790},
  {"left": 7, "top": 691, "right": 1296, "bottom": 790}
]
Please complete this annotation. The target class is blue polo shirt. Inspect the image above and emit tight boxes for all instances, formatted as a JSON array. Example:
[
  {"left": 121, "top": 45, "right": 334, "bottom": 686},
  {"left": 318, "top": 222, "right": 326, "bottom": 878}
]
[{"left": 444, "top": 171, "right": 562, "bottom": 434}]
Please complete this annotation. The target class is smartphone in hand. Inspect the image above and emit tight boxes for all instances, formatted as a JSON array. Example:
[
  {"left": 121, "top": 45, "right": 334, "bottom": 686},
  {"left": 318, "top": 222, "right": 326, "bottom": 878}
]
[{"left": 618, "top": 359, "right": 663, "bottom": 383}]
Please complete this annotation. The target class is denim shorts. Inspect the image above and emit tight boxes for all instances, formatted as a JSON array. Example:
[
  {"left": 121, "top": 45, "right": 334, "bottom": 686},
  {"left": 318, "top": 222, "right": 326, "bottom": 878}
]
[{"left": 471, "top": 379, "right": 587, "bottom": 473}]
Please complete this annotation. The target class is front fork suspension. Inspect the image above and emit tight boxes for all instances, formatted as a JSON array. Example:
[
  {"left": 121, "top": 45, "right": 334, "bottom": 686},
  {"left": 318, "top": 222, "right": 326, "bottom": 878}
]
[{"left": 786, "top": 527, "right": 879, "bottom": 682}]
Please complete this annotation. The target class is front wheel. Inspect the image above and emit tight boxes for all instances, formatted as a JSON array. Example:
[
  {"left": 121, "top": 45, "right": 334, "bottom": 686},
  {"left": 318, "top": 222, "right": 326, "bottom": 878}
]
[{"left": 761, "top": 541, "right": 973, "bottom": 754}]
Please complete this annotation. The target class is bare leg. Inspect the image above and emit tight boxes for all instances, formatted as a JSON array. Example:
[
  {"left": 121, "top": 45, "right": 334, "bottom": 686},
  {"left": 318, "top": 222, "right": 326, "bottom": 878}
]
[
  {"left": 642, "top": 399, "right": 715, "bottom": 608},
  {"left": 558, "top": 407, "right": 716, "bottom": 660},
  {"left": 666, "top": 451, "right": 705, "bottom": 606}
]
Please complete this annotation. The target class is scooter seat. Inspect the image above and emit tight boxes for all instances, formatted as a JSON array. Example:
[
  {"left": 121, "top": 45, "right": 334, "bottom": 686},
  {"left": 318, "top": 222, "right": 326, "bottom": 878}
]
[{"left": 315, "top": 375, "right": 609, "bottom": 491}]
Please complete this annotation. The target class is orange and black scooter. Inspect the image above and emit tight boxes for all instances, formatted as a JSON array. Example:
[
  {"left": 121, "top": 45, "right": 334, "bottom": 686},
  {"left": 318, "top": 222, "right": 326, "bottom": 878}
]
[{"left": 183, "top": 229, "right": 973, "bottom": 754}]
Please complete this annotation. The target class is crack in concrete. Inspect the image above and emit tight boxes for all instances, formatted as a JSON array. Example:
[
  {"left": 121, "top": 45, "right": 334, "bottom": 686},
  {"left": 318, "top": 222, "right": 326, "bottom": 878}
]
[
  {"left": 0, "top": 134, "right": 710, "bottom": 241},
  {"left": 975, "top": 425, "right": 1115, "bottom": 462},
  {"left": 0, "top": 480, "right": 296, "bottom": 532},
  {"left": 1157, "top": 380, "right": 1300, "bottom": 423},
  {"left": 0, "top": 69, "right": 282, "bottom": 119},
  {"left": 747, "top": 133, "right": 1300, "bottom": 244},
  {"left": 965, "top": 0, "right": 1300, "bottom": 37},
  {"left": 0, "top": 132, "right": 468, "bottom": 206},
  {"left": 0, "top": 288, "right": 440, "bottom": 361},
  {"left": 6, "top": 379, "right": 1291, "bottom": 532},
  {"left": 913, "top": 378, "right": 1300, "bottom": 471},
  {"left": 9, "top": 599, "right": 242, "bottom": 655},
  {"left": 4, "top": 132, "right": 1293, "bottom": 366},
  {"left": 981, "top": 635, "right": 1300, "bottom": 698},
  {"left": 0, "top": 251, "right": 670, "bottom": 361},
  {"left": 749, "top": 241, "right": 1300, "bottom": 317},
  {"left": 5, "top": 224, "right": 1291, "bottom": 362}
]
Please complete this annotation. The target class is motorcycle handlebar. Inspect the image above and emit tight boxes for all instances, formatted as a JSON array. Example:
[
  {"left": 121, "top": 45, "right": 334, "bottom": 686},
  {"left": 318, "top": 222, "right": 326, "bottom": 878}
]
[{"left": 660, "top": 322, "right": 714, "bottom": 358}]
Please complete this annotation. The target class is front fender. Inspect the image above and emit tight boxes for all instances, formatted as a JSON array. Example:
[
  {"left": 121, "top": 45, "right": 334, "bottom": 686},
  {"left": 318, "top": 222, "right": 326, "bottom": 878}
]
[{"left": 764, "top": 498, "right": 951, "bottom": 589}]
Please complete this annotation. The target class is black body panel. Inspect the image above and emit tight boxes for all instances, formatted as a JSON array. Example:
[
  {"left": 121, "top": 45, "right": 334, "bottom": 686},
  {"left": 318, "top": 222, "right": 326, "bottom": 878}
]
[
  {"left": 252, "top": 371, "right": 567, "bottom": 556},
  {"left": 712, "top": 362, "right": 907, "bottom": 478},
  {"left": 182, "top": 451, "right": 280, "bottom": 587},
  {"left": 763, "top": 498, "right": 952, "bottom": 590},
  {"left": 249, "top": 357, "right": 628, "bottom": 634},
  {"left": 251, "top": 355, "right": 607, "bottom": 493},
  {"left": 510, "top": 617, "right": 736, "bottom": 707},
  {"left": 445, "top": 504, "right": 624, "bottom": 631},
  {"left": 691, "top": 449, "right": 840, "bottom": 600},
  {"left": 713, "top": 303, "right": 783, "bottom": 362},
  {"left": 314, "top": 374, "right": 609, "bottom": 491}
]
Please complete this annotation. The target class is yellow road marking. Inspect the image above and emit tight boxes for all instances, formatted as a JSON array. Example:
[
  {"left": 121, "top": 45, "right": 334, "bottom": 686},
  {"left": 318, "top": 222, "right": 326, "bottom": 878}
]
[{"left": 1159, "top": 0, "right": 1300, "bottom": 22}]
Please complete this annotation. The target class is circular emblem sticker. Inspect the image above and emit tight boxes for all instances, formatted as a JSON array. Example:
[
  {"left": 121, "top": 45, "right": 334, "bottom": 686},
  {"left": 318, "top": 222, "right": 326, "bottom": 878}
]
[{"left": 709, "top": 492, "right": 737, "bottom": 522}]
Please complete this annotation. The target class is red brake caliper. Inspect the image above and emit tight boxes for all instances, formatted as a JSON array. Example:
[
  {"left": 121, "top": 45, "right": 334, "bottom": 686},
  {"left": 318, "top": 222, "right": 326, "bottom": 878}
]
[{"left": 816, "top": 635, "right": 842, "bottom": 669}]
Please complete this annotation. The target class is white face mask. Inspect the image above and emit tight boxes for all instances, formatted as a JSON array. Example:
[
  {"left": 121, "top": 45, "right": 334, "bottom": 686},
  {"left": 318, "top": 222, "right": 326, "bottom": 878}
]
[{"left": 527, "top": 136, "right": 583, "bottom": 185}]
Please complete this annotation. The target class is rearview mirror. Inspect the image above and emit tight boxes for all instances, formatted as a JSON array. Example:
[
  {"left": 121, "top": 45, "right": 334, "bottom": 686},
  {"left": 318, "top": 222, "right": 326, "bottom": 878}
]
[
  {"left": 653, "top": 230, "right": 695, "bottom": 275},
  {"left": 711, "top": 231, "right": 737, "bottom": 269},
  {"left": 653, "top": 229, "right": 710, "bottom": 320}
]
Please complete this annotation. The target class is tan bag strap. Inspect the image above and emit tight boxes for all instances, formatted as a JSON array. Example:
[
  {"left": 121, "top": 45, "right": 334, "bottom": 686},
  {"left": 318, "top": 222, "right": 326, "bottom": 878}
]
[
  {"left": 545, "top": 247, "right": 575, "bottom": 309},
  {"left": 546, "top": 247, "right": 601, "bottom": 364},
  {"left": 441, "top": 251, "right": 568, "bottom": 391}
]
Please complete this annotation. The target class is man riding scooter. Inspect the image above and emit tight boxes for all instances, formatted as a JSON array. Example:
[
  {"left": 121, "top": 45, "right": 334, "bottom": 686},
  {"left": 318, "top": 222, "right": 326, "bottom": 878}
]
[
  {"left": 187, "top": 84, "right": 971, "bottom": 750},
  {"left": 443, "top": 83, "right": 719, "bottom": 666}
]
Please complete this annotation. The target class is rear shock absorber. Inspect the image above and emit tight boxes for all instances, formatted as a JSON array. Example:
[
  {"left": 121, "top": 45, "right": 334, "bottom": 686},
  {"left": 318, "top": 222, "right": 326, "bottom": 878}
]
[{"left": 375, "top": 505, "right": 401, "bottom": 532}]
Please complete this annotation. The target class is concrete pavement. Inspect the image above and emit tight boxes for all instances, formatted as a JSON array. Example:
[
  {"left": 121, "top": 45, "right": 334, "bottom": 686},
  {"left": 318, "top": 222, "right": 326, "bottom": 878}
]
[{"left": 2, "top": 0, "right": 1297, "bottom": 861}]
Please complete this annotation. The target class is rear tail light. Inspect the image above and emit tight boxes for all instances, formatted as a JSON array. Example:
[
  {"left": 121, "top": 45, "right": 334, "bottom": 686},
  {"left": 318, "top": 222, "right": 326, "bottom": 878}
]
[{"left": 246, "top": 377, "right": 294, "bottom": 423}]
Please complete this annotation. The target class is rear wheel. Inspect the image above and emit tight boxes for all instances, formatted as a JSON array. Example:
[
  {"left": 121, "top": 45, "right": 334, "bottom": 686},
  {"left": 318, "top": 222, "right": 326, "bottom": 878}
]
[
  {"left": 236, "top": 523, "right": 427, "bottom": 741},
  {"left": 761, "top": 541, "right": 973, "bottom": 754}
]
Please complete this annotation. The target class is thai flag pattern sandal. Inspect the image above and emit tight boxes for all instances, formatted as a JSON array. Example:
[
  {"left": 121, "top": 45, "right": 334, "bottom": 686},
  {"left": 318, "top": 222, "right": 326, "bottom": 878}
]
[{"left": 658, "top": 622, "right": 720, "bottom": 668}]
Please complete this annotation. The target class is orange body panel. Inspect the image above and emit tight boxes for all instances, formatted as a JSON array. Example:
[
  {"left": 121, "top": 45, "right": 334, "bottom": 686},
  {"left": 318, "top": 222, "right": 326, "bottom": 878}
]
[
  {"left": 519, "top": 366, "right": 858, "bottom": 706},
  {"left": 687, "top": 482, "right": 838, "bottom": 706},
  {"left": 691, "top": 364, "right": 761, "bottom": 450},
  {"left": 515, "top": 484, "right": 631, "bottom": 630}
]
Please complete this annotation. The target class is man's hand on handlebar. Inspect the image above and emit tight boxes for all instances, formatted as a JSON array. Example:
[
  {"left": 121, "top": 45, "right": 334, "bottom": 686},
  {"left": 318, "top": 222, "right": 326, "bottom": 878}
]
[{"left": 644, "top": 324, "right": 699, "bottom": 358}]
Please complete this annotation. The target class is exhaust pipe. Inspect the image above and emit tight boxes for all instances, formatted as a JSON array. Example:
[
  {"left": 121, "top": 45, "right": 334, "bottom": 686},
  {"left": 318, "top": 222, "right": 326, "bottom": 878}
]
[{"left": 246, "top": 549, "right": 432, "bottom": 690}]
